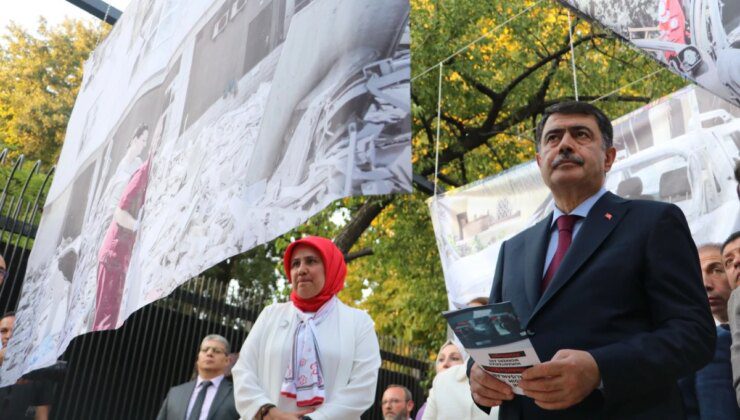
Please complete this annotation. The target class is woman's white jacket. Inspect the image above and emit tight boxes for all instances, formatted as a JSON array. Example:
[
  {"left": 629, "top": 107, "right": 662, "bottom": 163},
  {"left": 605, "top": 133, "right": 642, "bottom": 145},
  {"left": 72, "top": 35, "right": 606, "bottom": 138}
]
[
  {"left": 422, "top": 364, "right": 498, "bottom": 420},
  {"left": 232, "top": 300, "right": 381, "bottom": 420}
]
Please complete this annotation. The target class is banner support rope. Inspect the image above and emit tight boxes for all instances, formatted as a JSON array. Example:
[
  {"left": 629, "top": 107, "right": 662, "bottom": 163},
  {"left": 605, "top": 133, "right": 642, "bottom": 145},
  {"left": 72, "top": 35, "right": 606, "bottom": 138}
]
[
  {"left": 567, "top": 10, "right": 579, "bottom": 101},
  {"left": 433, "top": 63, "right": 444, "bottom": 196}
]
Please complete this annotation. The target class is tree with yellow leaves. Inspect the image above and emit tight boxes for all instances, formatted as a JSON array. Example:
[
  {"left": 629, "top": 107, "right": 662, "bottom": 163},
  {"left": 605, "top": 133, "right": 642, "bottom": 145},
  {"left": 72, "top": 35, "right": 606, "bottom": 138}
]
[{"left": 0, "top": 19, "right": 104, "bottom": 165}]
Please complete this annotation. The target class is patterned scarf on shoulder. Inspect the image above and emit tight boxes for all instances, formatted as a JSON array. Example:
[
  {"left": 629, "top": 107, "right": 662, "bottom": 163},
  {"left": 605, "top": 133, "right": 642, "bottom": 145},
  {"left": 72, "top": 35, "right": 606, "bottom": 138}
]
[{"left": 280, "top": 296, "right": 337, "bottom": 407}]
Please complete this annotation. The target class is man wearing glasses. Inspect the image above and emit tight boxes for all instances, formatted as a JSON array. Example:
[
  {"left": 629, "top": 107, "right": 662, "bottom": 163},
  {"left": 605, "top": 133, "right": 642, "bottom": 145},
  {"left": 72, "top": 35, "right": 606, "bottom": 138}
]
[{"left": 157, "top": 334, "right": 239, "bottom": 420}]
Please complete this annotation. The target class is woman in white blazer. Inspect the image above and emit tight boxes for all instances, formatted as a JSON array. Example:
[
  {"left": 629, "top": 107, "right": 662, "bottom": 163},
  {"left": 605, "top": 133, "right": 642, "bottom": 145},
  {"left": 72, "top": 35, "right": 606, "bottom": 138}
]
[
  {"left": 422, "top": 363, "right": 499, "bottom": 420},
  {"left": 420, "top": 335, "right": 498, "bottom": 419},
  {"left": 232, "top": 236, "right": 381, "bottom": 420}
]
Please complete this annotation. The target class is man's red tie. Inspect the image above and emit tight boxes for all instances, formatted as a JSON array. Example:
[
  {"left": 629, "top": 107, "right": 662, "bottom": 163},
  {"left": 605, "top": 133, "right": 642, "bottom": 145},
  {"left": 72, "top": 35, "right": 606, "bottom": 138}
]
[{"left": 542, "top": 215, "right": 581, "bottom": 293}]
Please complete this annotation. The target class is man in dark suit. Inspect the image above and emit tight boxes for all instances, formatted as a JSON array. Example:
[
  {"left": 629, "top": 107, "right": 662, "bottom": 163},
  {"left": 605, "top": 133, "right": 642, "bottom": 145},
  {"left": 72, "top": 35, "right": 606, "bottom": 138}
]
[
  {"left": 468, "top": 101, "right": 715, "bottom": 419},
  {"left": 157, "top": 334, "right": 239, "bottom": 420},
  {"left": 679, "top": 243, "right": 740, "bottom": 419}
]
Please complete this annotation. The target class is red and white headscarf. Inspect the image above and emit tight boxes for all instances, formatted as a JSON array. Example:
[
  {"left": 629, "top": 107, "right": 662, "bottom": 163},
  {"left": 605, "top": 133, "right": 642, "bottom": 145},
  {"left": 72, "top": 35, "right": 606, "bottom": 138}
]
[{"left": 280, "top": 236, "right": 346, "bottom": 407}]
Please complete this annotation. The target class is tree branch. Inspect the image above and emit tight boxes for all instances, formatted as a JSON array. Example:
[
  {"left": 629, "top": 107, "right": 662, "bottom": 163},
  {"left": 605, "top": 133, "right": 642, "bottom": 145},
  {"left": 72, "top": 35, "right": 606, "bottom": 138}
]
[
  {"left": 544, "top": 95, "right": 651, "bottom": 106},
  {"left": 501, "top": 33, "right": 609, "bottom": 98},
  {"left": 334, "top": 197, "right": 393, "bottom": 254},
  {"left": 437, "top": 173, "right": 461, "bottom": 188},
  {"left": 459, "top": 159, "right": 468, "bottom": 185},
  {"left": 345, "top": 248, "right": 374, "bottom": 262}
]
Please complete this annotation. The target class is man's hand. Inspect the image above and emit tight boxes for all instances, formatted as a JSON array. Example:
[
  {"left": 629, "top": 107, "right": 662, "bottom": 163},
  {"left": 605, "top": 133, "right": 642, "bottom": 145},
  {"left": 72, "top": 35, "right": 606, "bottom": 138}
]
[
  {"left": 469, "top": 362, "right": 515, "bottom": 407},
  {"left": 519, "top": 349, "right": 601, "bottom": 410}
]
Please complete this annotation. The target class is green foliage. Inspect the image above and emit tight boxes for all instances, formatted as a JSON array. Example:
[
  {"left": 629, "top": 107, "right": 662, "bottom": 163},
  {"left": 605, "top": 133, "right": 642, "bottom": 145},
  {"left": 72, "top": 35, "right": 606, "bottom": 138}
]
[
  {"left": 0, "top": 158, "right": 51, "bottom": 203},
  {"left": 0, "top": 18, "right": 105, "bottom": 165},
  {"left": 0, "top": 157, "right": 54, "bottom": 249},
  {"left": 347, "top": 192, "right": 449, "bottom": 350}
]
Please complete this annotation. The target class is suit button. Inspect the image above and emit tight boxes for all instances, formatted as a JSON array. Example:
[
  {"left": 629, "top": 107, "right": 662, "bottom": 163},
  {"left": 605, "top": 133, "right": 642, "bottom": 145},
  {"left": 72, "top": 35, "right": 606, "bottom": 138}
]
[{"left": 526, "top": 329, "right": 535, "bottom": 336}]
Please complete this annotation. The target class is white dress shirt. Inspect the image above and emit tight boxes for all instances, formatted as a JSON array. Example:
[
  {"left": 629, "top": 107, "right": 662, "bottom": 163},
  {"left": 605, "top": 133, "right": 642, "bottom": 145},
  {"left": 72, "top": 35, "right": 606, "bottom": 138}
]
[
  {"left": 186, "top": 374, "right": 224, "bottom": 420},
  {"left": 543, "top": 187, "right": 607, "bottom": 276}
]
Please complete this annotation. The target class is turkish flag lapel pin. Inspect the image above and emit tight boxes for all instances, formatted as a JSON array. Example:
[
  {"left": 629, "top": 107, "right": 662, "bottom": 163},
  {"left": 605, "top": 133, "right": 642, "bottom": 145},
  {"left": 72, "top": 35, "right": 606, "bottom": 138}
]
[{"left": 604, "top": 212, "right": 613, "bottom": 220}]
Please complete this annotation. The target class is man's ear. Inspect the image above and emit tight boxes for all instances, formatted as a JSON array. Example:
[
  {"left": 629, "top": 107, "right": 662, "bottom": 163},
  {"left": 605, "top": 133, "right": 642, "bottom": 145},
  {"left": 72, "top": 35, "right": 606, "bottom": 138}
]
[{"left": 603, "top": 147, "right": 617, "bottom": 172}]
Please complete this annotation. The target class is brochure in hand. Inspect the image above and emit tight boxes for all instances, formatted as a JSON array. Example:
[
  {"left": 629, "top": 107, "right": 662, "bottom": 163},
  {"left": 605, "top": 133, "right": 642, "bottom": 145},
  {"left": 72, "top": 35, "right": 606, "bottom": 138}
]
[{"left": 443, "top": 302, "right": 540, "bottom": 394}]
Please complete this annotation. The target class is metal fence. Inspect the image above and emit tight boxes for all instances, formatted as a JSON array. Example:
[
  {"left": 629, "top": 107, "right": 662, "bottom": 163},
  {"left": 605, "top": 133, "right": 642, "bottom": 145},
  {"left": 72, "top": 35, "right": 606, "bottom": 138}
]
[{"left": 0, "top": 150, "right": 432, "bottom": 419}]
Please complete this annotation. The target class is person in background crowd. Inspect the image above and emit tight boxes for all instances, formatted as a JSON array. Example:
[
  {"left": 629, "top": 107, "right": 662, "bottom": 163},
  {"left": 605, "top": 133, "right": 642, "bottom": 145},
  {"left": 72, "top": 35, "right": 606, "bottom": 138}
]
[
  {"left": 436, "top": 340, "right": 465, "bottom": 373},
  {"left": 679, "top": 244, "right": 740, "bottom": 419},
  {"left": 467, "top": 297, "right": 489, "bottom": 307},
  {"left": 415, "top": 340, "right": 464, "bottom": 419},
  {"left": 734, "top": 160, "right": 739, "bottom": 200},
  {"left": 156, "top": 334, "right": 238, "bottom": 420},
  {"left": 232, "top": 236, "right": 381, "bottom": 420},
  {"left": 0, "top": 311, "right": 13, "bottom": 367},
  {"left": 0, "top": 312, "right": 52, "bottom": 420},
  {"left": 469, "top": 101, "right": 714, "bottom": 418},
  {"left": 382, "top": 384, "right": 414, "bottom": 420},
  {"left": 416, "top": 297, "right": 489, "bottom": 419},
  {"left": 421, "top": 340, "right": 497, "bottom": 420},
  {"left": 724, "top": 232, "right": 740, "bottom": 406},
  {"left": 726, "top": 232, "right": 740, "bottom": 291},
  {"left": 0, "top": 254, "right": 6, "bottom": 288}
]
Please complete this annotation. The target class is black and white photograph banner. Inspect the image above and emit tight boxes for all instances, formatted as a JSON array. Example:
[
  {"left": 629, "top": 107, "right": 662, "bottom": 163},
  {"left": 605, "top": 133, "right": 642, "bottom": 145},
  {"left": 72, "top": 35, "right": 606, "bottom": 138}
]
[
  {"left": 558, "top": 0, "right": 740, "bottom": 105},
  {"left": 1, "top": 0, "right": 411, "bottom": 385},
  {"left": 429, "top": 86, "right": 740, "bottom": 309}
]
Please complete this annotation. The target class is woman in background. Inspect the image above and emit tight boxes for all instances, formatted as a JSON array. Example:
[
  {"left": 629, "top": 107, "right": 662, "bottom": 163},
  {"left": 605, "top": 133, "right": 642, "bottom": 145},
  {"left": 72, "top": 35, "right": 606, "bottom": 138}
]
[
  {"left": 420, "top": 297, "right": 498, "bottom": 420},
  {"left": 415, "top": 340, "right": 464, "bottom": 420}
]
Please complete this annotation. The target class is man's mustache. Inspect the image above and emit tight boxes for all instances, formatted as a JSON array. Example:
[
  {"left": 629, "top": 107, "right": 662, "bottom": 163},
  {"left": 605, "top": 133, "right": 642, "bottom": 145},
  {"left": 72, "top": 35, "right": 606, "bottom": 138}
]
[{"left": 552, "top": 151, "right": 584, "bottom": 168}]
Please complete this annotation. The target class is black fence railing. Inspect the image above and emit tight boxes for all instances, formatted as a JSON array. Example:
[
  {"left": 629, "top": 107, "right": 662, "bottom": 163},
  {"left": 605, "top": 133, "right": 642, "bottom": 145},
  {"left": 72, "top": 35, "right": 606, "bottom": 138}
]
[{"left": 0, "top": 150, "right": 432, "bottom": 419}]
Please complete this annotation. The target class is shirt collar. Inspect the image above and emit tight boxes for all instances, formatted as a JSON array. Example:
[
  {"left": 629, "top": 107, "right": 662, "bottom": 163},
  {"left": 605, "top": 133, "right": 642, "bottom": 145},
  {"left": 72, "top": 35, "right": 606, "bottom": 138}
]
[
  {"left": 196, "top": 374, "right": 224, "bottom": 389},
  {"left": 551, "top": 187, "right": 607, "bottom": 227}
]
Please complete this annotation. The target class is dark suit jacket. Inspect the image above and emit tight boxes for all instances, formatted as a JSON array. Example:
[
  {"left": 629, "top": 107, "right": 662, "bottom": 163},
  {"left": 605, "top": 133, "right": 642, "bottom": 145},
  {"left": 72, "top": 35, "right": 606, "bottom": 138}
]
[
  {"left": 156, "top": 378, "right": 239, "bottom": 420},
  {"left": 679, "top": 325, "right": 740, "bottom": 420},
  {"left": 475, "top": 192, "right": 715, "bottom": 419}
]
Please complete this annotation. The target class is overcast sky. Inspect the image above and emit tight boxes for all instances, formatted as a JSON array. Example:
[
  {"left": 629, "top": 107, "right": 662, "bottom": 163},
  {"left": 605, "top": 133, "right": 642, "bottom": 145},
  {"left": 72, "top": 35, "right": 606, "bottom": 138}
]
[{"left": 1, "top": 0, "right": 132, "bottom": 35}]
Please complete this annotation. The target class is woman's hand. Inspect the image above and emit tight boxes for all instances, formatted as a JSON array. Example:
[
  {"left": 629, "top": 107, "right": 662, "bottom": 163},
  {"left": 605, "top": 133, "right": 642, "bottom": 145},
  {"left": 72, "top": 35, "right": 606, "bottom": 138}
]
[{"left": 264, "top": 407, "right": 315, "bottom": 420}]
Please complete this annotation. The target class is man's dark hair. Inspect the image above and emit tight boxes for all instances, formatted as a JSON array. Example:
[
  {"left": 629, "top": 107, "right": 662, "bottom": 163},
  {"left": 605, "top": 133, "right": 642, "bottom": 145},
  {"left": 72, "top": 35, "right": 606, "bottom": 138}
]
[
  {"left": 722, "top": 231, "right": 740, "bottom": 254},
  {"left": 1, "top": 311, "right": 15, "bottom": 320},
  {"left": 534, "top": 101, "right": 613, "bottom": 151},
  {"left": 133, "top": 123, "right": 149, "bottom": 139},
  {"left": 385, "top": 384, "right": 412, "bottom": 402},
  {"left": 697, "top": 243, "right": 722, "bottom": 254}
]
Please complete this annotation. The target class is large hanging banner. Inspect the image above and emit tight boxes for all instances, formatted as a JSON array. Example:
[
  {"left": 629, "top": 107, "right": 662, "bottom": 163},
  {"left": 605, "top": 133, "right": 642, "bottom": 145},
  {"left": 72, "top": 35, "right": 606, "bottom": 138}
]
[
  {"left": 558, "top": 0, "right": 740, "bottom": 105},
  {"left": 430, "top": 85, "right": 740, "bottom": 309},
  {"left": 1, "top": 0, "right": 411, "bottom": 385}
]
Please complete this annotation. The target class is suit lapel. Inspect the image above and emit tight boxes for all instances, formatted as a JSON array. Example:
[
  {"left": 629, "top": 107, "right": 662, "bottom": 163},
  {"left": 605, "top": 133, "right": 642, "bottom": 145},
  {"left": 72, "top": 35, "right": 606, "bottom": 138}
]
[
  {"left": 521, "top": 215, "right": 551, "bottom": 324},
  {"left": 179, "top": 381, "right": 197, "bottom": 420},
  {"left": 530, "top": 192, "right": 628, "bottom": 322},
  {"left": 206, "top": 380, "right": 231, "bottom": 420}
]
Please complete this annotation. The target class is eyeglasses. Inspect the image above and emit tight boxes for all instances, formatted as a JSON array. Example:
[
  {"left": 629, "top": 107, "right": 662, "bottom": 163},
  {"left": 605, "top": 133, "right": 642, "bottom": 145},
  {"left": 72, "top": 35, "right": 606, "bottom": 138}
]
[{"left": 199, "top": 346, "right": 226, "bottom": 355}]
